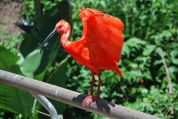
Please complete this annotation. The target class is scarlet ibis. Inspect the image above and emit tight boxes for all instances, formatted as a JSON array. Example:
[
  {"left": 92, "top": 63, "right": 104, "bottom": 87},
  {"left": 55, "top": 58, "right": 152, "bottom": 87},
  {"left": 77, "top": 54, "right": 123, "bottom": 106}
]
[{"left": 42, "top": 8, "right": 124, "bottom": 106}]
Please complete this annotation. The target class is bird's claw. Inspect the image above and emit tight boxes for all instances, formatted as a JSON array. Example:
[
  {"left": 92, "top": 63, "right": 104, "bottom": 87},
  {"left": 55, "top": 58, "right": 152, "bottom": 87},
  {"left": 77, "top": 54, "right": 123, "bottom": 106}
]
[{"left": 82, "top": 95, "right": 99, "bottom": 107}]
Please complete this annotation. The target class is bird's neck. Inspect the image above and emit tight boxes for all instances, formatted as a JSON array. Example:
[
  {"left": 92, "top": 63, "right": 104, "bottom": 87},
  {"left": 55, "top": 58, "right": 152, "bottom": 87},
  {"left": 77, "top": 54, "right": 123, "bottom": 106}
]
[{"left": 60, "top": 24, "right": 71, "bottom": 48}]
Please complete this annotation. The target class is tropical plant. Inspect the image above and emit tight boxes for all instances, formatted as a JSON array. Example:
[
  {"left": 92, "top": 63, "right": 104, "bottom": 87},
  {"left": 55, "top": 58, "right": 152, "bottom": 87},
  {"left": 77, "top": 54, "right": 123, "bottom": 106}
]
[{"left": 0, "top": 0, "right": 71, "bottom": 118}]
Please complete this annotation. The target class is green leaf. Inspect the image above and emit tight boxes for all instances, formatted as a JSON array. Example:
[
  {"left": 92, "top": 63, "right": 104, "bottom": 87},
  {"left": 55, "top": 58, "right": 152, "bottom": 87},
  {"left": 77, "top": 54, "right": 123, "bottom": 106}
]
[
  {"left": 20, "top": 49, "right": 42, "bottom": 77},
  {"left": 19, "top": 34, "right": 38, "bottom": 57},
  {"left": 143, "top": 45, "right": 156, "bottom": 56},
  {"left": 169, "top": 66, "right": 178, "bottom": 80},
  {"left": 122, "top": 37, "right": 146, "bottom": 57},
  {"left": 0, "top": 84, "right": 33, "bottom": 117},
  {"left": 124, "top": 37, "right": 146, "bottom": 48},
  {"left": 0, "top": 47, "right": 19, "bottom": 71},
  {"left": 46, "top": 57, "right": 69, "bottom": 112},
  {"left": 171, "top": 50, "right": 178, "bottom": 65},
  {"left": 35, "top": 0, "right": 71, "bottom": 37}
]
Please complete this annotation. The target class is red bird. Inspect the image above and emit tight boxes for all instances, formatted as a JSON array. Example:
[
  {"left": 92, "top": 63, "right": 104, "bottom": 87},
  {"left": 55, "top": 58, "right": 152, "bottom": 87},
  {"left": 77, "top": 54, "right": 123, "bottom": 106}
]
[{"left": 42, "top": 8, "right": 124, "bottom": 106}]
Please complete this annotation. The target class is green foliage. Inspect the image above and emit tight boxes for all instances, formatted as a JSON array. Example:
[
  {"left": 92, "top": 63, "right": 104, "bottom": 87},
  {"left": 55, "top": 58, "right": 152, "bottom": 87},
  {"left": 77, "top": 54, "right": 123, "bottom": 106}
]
[
  {"left": 0, "top": 47, "right": 19, "bottom": 71},
  {"left": 0, "top": 47, "right": 33, "bottom": 118},
  {"left": 0, "top": 84, "right": 33, "bottom": 117},
  {"left": 0, "top": 0, "right": 71, "bottom": 118},
  {"left": 0, "top": 30, "right": 22, "bottom": 53},
  {"left": 20, "top": 49, "right": 42, "bottom": 77},
  {"left": 124, "top": 86, "right": 178, "bottom": 119},
  {"left": 0, "top": 0, "right": 177, "bottom": 119}
]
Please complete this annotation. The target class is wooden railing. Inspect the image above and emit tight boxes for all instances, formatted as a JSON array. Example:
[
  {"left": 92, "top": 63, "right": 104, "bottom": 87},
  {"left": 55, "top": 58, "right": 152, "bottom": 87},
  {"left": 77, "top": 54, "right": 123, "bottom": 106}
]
[{"left": 0, "top": 70, "right": 161, "bottom": 119}]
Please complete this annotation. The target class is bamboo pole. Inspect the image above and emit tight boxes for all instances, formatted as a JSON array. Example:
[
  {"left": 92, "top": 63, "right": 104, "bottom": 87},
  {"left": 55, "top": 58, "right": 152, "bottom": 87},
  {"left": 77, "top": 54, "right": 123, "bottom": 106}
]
[{"left": 0, "top": 70, "right": 161, "bottom": 119}]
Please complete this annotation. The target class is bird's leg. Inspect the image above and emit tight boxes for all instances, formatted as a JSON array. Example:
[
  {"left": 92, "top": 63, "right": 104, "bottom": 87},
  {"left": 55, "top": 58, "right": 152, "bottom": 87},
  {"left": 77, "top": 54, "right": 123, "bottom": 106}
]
[
  {"left": 82, "top": 73, "right": 102, "bottom": 107},
  {"left": 96, "top": 74, "right": 102, "bottom": 100},
  {"left": 90, "top": 73, "right": 95, "bottom": 95},
  {"left": 82, "top": 72, "right": 96, "bottom": 106}
]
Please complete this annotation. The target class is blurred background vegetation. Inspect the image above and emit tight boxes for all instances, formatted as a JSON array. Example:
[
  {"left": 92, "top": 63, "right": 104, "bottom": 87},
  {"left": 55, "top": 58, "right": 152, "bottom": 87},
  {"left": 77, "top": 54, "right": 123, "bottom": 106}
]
[{"left": 0, "top": 0, "right": 177, "bottom": 119}]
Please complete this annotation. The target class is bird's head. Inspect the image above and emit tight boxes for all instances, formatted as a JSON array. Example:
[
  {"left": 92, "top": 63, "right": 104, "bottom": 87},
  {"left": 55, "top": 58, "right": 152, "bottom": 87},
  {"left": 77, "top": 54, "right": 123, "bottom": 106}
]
[
  {"left": 41, "top": 19, "right": 69, "bottom": 53},
  {"left": 55, "top": 20, "right": 69, "bottom": 33}
]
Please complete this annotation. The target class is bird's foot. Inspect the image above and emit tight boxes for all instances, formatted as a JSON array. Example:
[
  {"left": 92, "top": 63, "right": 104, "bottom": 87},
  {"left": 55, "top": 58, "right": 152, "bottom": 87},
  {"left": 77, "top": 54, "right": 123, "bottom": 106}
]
[{"left": 82, "top": 95, "right": 99, "bottom": 107}]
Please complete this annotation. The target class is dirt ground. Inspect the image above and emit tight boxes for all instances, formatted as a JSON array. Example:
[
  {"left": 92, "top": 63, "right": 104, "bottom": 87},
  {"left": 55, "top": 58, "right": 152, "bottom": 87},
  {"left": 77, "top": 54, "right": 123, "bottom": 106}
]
[{"left": 0, "top": 0, "right": 24, "bottom": 35}]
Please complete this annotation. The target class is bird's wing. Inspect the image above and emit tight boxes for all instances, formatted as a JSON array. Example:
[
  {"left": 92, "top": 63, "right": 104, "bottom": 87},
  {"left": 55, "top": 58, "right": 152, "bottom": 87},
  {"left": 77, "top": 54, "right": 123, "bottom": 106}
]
[{"left": 81, "top": 10, "right": 124, "bottom": 62}]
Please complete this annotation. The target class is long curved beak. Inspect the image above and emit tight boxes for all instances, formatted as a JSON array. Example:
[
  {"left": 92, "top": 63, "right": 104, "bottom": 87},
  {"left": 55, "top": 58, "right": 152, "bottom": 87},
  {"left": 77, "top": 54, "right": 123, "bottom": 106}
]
[{"left": 40, "top": 29, "right": 57, "bottom": 54}]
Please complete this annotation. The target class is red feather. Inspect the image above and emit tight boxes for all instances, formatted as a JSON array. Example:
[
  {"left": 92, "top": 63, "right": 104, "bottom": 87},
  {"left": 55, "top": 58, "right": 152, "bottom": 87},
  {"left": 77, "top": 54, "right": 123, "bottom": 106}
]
[{"left": 66, "top": 8, "right": 124, "bottom": 75}]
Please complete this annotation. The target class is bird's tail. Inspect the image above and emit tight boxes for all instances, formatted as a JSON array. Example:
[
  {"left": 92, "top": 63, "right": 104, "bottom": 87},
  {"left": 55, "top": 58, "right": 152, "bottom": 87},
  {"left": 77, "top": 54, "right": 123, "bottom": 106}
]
[
  {"left": 115, "top": 67, "right": 123, "bottom": 77},
  {"left": 113, "top": 62, "right": 123, "bottom": 77}
]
